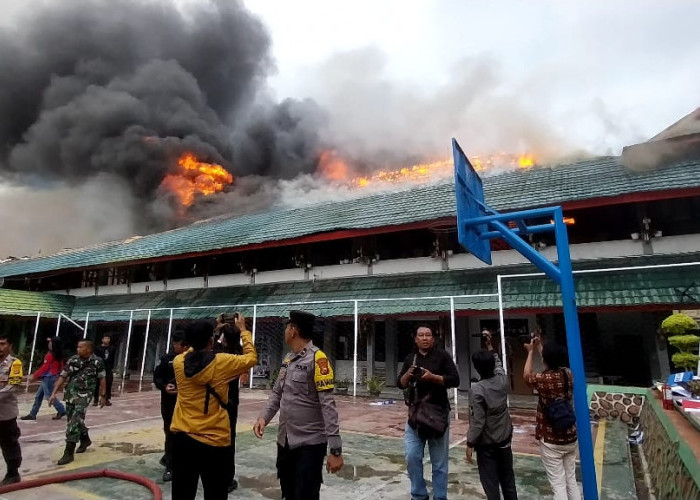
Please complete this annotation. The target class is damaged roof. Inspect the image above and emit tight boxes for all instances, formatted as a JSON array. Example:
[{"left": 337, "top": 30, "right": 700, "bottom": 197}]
[{"left": 1, "top": 155, "right": 700, "bottom": 278}]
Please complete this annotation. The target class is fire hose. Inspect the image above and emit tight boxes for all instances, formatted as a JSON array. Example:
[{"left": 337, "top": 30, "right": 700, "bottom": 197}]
[{"left": 0, "top": 468, "right": 162, "bottom": 499}]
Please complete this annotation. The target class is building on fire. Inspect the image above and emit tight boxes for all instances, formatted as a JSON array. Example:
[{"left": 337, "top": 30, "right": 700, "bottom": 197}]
[{"left": 1, "top": 109, "right": 700, "bottom": 396}]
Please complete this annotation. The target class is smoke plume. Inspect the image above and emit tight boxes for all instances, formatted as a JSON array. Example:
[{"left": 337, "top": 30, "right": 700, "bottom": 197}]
[
  {"left": 0, "top": 0, "right": 330, "bottom": 256},
  {"left": 0, "top": 2, "right": 589, "bottom": 258}
]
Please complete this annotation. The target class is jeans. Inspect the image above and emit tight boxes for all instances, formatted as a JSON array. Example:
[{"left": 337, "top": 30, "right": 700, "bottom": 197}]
[
  {"left": 29, "top": 375, "right": 65, "bottom": 417},
  {"left": 539, "top": 440, "right": 581, "bottom": 500},
  {"left": 404, "top": 421, "right": 450, "bottom": 500}
]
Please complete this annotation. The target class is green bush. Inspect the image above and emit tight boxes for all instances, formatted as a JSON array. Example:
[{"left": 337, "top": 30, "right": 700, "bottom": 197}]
[
  {"left": 668, "top": 335, "right": 700, "bottom": 352},
  {"left": 364, "top": 375, "right": 385, "bottom": 395},
  {"left": 672, "top": 352, "right": 699, "bottom": 371},
  {"left": 661, "top": 313, "right": 699, "bottom": 336}
]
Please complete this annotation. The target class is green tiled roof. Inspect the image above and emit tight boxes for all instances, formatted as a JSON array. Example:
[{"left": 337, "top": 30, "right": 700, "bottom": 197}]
[
  {"left": 69, "top": 255, "right": 700, "bottom": 321},
  {"left": 2, "top": 156, "right": 700, "bottom": 278},
  {"left": 0, "top": 289, "right": 75, "bottom": 318}
]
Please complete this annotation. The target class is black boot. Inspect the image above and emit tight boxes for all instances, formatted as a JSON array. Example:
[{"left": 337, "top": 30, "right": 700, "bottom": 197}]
[
  {"left": 0, "top": 471, "right": 20, "bottom": 486},
  {"left": 76, "top": 432, "right": 92, "bottom": 453},
  {"left": 57, "top": 442, "right": 76, "bottom": 465}
]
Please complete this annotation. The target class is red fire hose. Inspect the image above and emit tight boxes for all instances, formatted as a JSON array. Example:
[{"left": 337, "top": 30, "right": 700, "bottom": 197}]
[{"left": 0, "top": 468, "right": 162, "bottom": 499}]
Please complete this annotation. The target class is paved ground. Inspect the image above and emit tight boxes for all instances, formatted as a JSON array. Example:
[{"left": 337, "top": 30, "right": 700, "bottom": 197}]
[{"left": 0, "top": 388, "right": 593, "bottom": 499}]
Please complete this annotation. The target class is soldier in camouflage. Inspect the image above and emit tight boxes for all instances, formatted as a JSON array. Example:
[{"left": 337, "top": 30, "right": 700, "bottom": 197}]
[{"left": 49, "top": 340, "right": 106, "bottom": 465}]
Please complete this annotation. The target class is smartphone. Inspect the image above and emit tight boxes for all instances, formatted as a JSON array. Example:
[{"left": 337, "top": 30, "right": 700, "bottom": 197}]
[
  {"left": 519, "top": 334, "right": 534, "bottom": 344},
  {"left": 220, "top": 312, "right": 239, "bottom": 323}
]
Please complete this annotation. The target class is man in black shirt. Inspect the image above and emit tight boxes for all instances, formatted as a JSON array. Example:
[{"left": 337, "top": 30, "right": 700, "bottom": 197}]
[
  {"left": 93, "top": 334, "right": 117, "bottom": 406},
  {"left": 153, "top": 330, "right": 188, "bottom": 482},
  {"left": 397, "top": 325, "right": 460, "bottom": 500}
]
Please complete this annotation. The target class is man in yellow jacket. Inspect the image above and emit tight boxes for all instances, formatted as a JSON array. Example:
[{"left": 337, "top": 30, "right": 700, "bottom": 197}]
[{"left": 170, "top": 314, "right": 257, "bottom": 500}]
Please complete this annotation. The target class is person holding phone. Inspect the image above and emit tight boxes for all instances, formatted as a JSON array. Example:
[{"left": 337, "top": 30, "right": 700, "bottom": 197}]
[
  {"left": 524, "top": 333, "right": 580, "bottom": 500},
  {"left": 466, "top": 331, "right": 518, "bottom": 499},
  {"left": 397, "top": 325, "right": 460, "bottom": 500}
]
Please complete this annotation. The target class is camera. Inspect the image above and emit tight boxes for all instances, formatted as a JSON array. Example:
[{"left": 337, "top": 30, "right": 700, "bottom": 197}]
[{"left": 411, "top": 366, "right": 423, "bottom": 378}]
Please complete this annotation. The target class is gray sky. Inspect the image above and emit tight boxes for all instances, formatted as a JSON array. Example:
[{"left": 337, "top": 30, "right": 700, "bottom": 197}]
[
  {"left": 3, "top": 0, "right": 699, "bottom": 155},
  {"left": 240, "top": 0, "right": 700, "bottom": 154}
]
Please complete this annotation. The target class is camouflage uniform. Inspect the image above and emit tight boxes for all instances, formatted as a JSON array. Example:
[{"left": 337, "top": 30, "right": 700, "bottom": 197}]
[{"left": 60, "top": 355, "right": 106, "bottom": 443}]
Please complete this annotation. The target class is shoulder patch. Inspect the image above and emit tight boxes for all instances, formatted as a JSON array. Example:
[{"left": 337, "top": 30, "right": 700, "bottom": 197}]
[
  {"left": 314, "top": 350, "right": 334, "bottom": 391},
  {"left": 9, "top": 358, "right": 23, "bottom": 385}
]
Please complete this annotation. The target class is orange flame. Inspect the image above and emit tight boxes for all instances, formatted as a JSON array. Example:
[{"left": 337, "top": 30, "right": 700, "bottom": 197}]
[
  {"left": 518, "top": 154, "right": 534, "bottom": 169},
  {"left": 316, "top": 150, "right": 537, "bottom": 188},
  {"left": 318, "top": 150, "right": 351, "bottom": 181},
  {"left": 160, "top": 153, "right": 233, "bottom": 206},
  {"left": 351, "top": 160, "right": 453, "bottom": 188}
]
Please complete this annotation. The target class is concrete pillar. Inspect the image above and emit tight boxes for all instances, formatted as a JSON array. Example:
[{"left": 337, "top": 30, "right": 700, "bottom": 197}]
[{"left": 385, "top": 319, "right": 398, "bottom": 386}]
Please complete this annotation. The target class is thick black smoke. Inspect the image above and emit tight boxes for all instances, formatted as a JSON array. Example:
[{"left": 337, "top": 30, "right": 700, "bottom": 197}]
[{"left": 0, "top": 0, "right": 326, "bottom": 241}]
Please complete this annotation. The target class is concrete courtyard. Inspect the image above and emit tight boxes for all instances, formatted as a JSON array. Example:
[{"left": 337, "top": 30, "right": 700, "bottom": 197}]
[{"left": 0, "top": 388, "right": 617, "bottom": 499}]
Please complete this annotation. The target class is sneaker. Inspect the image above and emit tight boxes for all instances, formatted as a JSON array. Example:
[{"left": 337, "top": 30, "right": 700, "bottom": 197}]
[
  {"left": 0, "top": 473, "right": 20, "bottom": 486},
  {"left": 162, "top": 468, "right": 173, "bottom": 482},
  {"left": 52, "top": 412, "right": 66, "bottom": 420},
  {"left": 20, "top": 415, "right": 36, "bottom": 421},
  {"left": 105, "top": 400, "right": 112, "bottom": 406},
  {"left": 92, "top": 401, "right": 98, "bottom": 407}
]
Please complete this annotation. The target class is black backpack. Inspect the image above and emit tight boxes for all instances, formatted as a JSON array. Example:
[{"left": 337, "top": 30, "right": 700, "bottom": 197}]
[{"left": 543, "top": 369, "right": 576, "bottom": 431}]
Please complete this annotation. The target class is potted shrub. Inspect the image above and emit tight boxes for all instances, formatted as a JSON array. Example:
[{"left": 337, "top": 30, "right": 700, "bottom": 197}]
[
  {"left": 364, "top": 375, "right": 385, "bottom": 397},
  {"left": 661, "top": 313, "right": 700, "bottom": 372}
]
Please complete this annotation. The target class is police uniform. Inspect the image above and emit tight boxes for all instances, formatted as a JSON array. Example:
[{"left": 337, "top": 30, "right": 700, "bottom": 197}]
[
  {"left": 259, "top": 339, "right": 341, "bottom": 500},
  {"left": 0, "top": 354, "right": 23, "bottom": 483},
  {"left": 61, "top": 354, "right": 106, "bottom": 445}
]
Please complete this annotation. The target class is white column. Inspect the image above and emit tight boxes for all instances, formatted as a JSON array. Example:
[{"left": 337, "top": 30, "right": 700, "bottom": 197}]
[
  {"left": 450, "top": 297, "right": 458, "bottom": 419},
  {"left": 138, "top": 310, "right": 152, "bottom": 391},
  {"left": 497, "top": 276, "right": 508, "bottom": 374},
  {"left": 250, "top": 305, "right": 257, "bottom": 389},
  {"left": 25, "top": 312, "right": 41, "bottom": 392},
  {"left": 353, "top": 300, "right": 359, "bottom": 397},
  {"left": 165, "top": 309, "right": 174, "bottom": 354},
  {"left": 82, "top": 312, "right": 90, "bottom": 339},
  {"left": 55, "top": 314, "right": 62, "bottom": 337},
  {"left": 120, "top": 311, "right": 134, "bottom": 395}
]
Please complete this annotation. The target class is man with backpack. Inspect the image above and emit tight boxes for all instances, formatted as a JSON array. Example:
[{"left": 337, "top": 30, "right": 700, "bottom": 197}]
[{"left": 524, "top": 334, "right": 580, "bottom": 500}]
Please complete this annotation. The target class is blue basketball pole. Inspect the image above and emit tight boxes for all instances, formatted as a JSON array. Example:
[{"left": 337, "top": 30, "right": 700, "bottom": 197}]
[{"left": 452, "top": 139, "right": 598, "bottom": 499}]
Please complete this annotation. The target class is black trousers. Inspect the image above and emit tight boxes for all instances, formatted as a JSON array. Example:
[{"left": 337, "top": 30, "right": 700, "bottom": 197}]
[
  {"left": 161, "top": 397, "right": 176, "bottom": 468},
  {"left": 276, "top": 441, "right": 327, "bottom": 500},
  {"left": 172, "top": 433, "right": 233, "bottom": 500},
  {"left": 93, "top": 370, "right": 114, "bottom": 402},
  {"left": 227, "top": 404, "right": 238, "bottom": 478},
  {"left": 0, "top": 418, "right": 22, "bottom": 475},
  {"left": 476, "top": 443, "right": 518, "bottom": 500}
]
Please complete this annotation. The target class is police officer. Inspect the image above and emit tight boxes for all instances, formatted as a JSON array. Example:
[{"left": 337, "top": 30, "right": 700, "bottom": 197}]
[
  {"left": 49, "top": 340, "right": 106, "bottom": 465},
  {"left": 0, "top": 333, "right": 24, "bottom": 485},
  {"left": 254, "top": 311, "right": 344, "bottom": 500}
]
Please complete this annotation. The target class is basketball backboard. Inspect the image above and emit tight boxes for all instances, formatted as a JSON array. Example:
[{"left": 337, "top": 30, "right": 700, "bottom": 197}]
[{"left": 452, "top": 138, "right": 492, "bottom": 265}]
